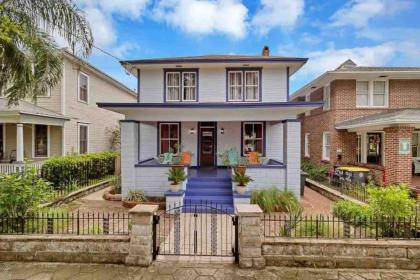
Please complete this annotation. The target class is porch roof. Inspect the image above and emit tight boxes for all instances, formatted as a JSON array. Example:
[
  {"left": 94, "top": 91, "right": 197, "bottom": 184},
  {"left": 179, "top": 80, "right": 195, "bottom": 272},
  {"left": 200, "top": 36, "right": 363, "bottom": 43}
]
[
  {"left": 0, "top": 99, "right": 69, "bottom": 126},
  {"left": 97, "top": 101, "right": 322, "bottom": 122},
  {"left": 336, "top": 109, "right": 420, "bottom": 131}
]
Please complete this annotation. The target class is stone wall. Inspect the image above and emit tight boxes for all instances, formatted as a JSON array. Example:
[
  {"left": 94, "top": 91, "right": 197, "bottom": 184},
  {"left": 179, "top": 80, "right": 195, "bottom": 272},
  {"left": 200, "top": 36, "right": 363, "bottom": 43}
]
[
  {"left": 0, "top": 235, "right": 130, "bottom": 264},
  {"left": 263, "top": 238, "right": 420, "bottom": 270}
]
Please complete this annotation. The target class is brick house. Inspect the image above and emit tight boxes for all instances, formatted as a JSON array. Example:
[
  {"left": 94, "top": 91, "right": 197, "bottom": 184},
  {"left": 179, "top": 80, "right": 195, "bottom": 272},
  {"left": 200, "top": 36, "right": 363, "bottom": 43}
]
[{"left": 291, "top": 59, "right": 420, "bottom": 186}]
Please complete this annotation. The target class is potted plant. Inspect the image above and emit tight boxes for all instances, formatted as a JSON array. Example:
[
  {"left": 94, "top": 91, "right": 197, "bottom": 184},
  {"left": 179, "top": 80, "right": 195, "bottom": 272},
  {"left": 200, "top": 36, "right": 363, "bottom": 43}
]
[
  {"left": 167, "top": 166, "right": 187, "bottom": 192},
  {"left": 232, "top": 169, "right": 253, "bottom": 194},
  {"left": 122, "top": 190, "right": 146, "bottom": 208}
]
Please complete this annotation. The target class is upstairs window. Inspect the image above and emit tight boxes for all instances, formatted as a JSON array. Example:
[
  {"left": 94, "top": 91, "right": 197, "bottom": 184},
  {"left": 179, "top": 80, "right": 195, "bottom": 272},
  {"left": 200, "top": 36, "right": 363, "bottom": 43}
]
[
  {"left": 78, "top": 72, "right": 89, "bottom": 103},
  {"left": 228, "top": 69, "right": 261, "bottom": 102},
  {"left": 323, "top": 84, "right": 330, "bottom": 110},
  {"left": 165, "top": 71, "right": 197, "bottom": 102},
  {"left": 356, "top": 80, "right": 388, "bottom": 108}
]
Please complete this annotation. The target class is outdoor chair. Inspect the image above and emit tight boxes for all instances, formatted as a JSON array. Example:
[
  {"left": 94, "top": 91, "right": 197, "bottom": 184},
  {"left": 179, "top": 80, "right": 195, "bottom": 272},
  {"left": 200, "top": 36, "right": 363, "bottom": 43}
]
[
  {"left": 227, "top": 149, "right": 239, "bottom": 166},
  {"left": 161, "top": 153, "right": 173, "bottom": 165},
  {"left": 247, "top": 152, "right": 260, "bottom": 165}
]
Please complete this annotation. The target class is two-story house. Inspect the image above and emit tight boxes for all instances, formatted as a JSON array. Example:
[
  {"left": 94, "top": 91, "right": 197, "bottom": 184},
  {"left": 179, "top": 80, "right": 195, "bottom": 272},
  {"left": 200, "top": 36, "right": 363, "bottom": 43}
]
[
  {"left": 98, "top": 47, "right": 321, "bottom": 210},
  {"left": 291, "top": 59, "right": 420, "bottom": 186},
  {"left": 0, "top": 50, "right": 136, "bottom": 170}
]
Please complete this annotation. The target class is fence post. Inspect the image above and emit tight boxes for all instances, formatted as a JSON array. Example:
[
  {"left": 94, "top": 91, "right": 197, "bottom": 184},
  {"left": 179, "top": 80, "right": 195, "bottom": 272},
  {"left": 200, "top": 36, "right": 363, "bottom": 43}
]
[
  {"left": 236, "top": 204, "right": 265, "bottom": 269},
  {"left": 125, "top": 204, "right": 158, "bottom": 267},
  {"left": 47, "top": 216, "right": 54, "bottom": 234}
]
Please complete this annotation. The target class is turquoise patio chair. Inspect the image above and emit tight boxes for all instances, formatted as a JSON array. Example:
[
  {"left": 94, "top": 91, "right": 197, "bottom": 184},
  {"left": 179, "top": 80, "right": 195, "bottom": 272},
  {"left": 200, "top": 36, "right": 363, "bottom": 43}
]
[
  {"left": 227, "top": 149, "right": 239, "bottom": 166},
  {"left": 161, "top": 153, "right": 173, "bottom": 165}
]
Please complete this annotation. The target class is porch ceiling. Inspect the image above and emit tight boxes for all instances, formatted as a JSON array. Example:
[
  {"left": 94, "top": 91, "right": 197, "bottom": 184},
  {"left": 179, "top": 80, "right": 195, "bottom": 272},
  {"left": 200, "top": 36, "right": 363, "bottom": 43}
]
[{"left": 97, "top": 102, "right": 322, "bottom": 121}]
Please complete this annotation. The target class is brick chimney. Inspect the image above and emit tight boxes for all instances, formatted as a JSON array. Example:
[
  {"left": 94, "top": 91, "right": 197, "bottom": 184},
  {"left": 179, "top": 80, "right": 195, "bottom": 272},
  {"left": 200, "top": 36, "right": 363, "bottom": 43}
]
[{"left": 262, "top": 46, "right": 270, "bottom": 57}]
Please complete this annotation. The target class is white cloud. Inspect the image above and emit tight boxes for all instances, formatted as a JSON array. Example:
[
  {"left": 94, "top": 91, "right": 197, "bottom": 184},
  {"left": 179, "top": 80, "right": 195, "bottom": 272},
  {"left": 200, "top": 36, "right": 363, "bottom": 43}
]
[
  {"left": 295, "top": 43, "right": 397, "bottom": 81},
  {"left": 251, "top": 0, "right": 304, "bottom": 35},
  {"left": 152, "top": 0, "right": 248, "bottom": 38},
  {"left": 83, "top": 7, "right": 117, "bottom": 47},
  {"left": 330, "top": 0, "right": 411, "bottom": 28},
  {"left": 75, "top": 0, "right": 150, "bottom": 19}
]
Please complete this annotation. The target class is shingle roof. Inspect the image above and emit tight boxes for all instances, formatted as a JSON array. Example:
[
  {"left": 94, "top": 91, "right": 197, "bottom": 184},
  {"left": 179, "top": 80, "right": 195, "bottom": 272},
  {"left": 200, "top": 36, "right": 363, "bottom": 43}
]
[
  {"left": 336, "top": 109, "right": 420, "bottom": 129},
  {"left": 336, "top": 66, "right": 420, "bottom": 72},
  {"left": 0, "top": 99, "right": 69, "bottom": 120}
]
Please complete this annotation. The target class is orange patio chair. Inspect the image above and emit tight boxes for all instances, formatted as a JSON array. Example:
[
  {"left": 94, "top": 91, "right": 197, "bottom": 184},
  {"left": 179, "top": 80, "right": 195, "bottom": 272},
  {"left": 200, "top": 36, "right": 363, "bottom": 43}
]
[
  {"left": 247, "top": 152, "right": 260, "bottom": 165},
  {"left": 180, "top": 151, "right": 191, "bottom": 166}
]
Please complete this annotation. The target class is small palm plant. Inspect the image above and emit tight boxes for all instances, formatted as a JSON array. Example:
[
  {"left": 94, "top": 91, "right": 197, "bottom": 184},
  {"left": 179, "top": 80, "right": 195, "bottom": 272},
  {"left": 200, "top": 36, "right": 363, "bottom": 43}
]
[
  {"left": 167, "top": 167, "right": 186, "bottom": 192},
  {"left": 232, "top": 169, "right": 253, "bottom": 194}
]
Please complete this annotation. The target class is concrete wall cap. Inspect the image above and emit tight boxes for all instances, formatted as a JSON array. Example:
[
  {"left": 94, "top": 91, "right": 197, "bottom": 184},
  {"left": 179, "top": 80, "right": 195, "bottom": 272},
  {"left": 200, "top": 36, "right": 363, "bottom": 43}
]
[
  {"left": 129, "top": 204, "right": 159, "bottom": 215},
  {"left": 236, "top": 204, "right": 263, "bottom": 216}
]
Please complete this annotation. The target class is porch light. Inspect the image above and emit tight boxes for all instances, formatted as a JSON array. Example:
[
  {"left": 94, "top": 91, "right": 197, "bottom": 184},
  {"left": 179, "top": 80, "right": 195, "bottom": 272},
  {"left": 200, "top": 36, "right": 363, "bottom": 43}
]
[
  {"left": 220, "top": 128, "right": 225, "bottom": 134},
  {"left": 189, "top": 128, "right": 196, "bottom": 134}
]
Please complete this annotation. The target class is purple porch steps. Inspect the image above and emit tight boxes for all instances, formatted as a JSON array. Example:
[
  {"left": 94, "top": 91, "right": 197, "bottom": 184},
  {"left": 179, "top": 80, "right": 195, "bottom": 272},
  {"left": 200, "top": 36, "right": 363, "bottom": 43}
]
[{"left": 183, "top": 170, "right": 234, "bottom": 214}]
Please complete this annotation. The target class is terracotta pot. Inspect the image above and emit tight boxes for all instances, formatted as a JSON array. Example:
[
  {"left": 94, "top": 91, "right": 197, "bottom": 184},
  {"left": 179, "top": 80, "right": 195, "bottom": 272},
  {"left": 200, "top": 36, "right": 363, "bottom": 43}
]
[
  {"left": 171, "top": 164, "right": 185, "bottom": 170},
  {"left": 170, "top": 183, "right": 182, "bottom": 192},
  {"left": 103, "top": 190, "right": 122, "bottom": 201},
  {"left": 122, "top": 200, "right": 139, "bottom": 208},
  {"left": 122, "top": 200, "right": 165, "bottom": 210},
  {"left": 234, "top": 165, "right": 246, "bottom": 175},
  {"left": 236, "top": 185, "right": 247, "bottom": 194}
]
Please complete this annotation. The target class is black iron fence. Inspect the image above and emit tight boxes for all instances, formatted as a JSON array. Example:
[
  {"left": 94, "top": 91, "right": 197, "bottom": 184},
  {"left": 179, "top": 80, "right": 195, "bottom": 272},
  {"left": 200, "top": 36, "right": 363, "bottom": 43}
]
[
  {"left": 263, "top": 213, "right": 420, "bottom": 240},
  {"left": 0, "top": 211, "right": 130, "bottom": 235}
]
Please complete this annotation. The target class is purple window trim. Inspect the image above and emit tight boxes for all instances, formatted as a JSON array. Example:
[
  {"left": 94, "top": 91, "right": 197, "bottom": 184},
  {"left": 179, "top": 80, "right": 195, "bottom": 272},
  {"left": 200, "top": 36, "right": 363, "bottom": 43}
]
[
  {"left": 241, "top": 121, "right": 266, "bottom": 157},
  {"left": 226, "top": 67, "right": 263, "bottom": 102},
  {"left": 163, "top": 68, "right": 199, "bottom": 103},
  {"left": 137, "top": 69, "right": 141, "bottom": 102},
  {"left": 286, "top": 66, "right": 290, "bottom": 101},
  {"left": 157, "top": 122, "right": 182, "bottom": 156}
]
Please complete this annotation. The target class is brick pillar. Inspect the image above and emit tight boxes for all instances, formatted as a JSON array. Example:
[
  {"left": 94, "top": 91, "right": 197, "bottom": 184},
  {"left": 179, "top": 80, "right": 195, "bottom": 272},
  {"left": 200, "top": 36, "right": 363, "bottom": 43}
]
[
  {"left": 384, "top": 126, "right": 414, "bottom": 185},
  {"left": 236, "top": 204, "right": 265, "bottom": 269},
  {"left": 125, "top": 204, "right": 158, "bottom": 266},
  {"left": 283, "top": 120, "right": 301, "bottom": 198}
]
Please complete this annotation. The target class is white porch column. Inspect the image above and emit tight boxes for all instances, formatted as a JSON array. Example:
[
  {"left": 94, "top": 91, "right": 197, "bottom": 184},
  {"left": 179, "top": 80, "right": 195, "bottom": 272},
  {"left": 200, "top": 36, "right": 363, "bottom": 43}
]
[
  {"left": 283, "top": 120, "right": 301, "bottom": 199},
  {"left": 120, "top": 120, "right": 139, "bottom": 198},
  {"left": 16, "top": 123, "right": 24, "bottom": 163}
]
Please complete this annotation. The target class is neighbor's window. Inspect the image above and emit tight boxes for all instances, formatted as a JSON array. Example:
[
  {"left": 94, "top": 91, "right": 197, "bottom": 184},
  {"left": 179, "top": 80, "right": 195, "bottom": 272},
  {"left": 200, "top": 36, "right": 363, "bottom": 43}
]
[
  {"left": 242, "top": 122, "right": 264, "bottom": 155},
  {"left": 366, "top": 133, "right": 382, "bottom": 165},
  {"left": 78, "top": 72, "right": 89, "bottom": 103},
  {"left": 79, "top": 124, "right": 88, "bottom": 154},
  {"left": 166, "top": 71, "right": 197, "bottom": 102},
  {"left": 356, "top": 80, "right": 388, "bottom": 108},
  {"left": 245, "top": 71, "right": 259, "bottom": 101},
  {"left": 356, "top": 134, "right": 362, "bottom": 163},
  {"left": 159, "top": 123, "right": 180, "bottom": 154},
  {"left": 323, "top": 84, "right": 330, "bottom": 110},
  {"left": 412, "top": 132, "right": 419, "bottom": 157},
  {"left": 34, "top": 125, "right": 48, "bottom": 157},
  {"left": 304, "top": 133, "right": 310, "bottom": 157},
  {"left": 322, "top": 131, "right": 330, "bottom": 161},
  {"left": 228, "top": 71, "right": 243, "bottom": 101}
]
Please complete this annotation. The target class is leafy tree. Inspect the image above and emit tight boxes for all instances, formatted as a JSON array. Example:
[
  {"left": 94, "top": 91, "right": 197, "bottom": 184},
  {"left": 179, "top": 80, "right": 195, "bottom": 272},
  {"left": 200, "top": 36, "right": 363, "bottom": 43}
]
[
  {"left": 0, "top": 166, "right": 51, "bottom": 217},
  {"left": 0, "top": 0, "right": 93, "bottom": 104}
]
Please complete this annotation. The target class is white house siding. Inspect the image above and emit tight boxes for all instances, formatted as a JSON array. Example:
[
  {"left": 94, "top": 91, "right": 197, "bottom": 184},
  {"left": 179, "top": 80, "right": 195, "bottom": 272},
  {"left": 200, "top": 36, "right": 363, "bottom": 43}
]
[
  {"left": 139, "top": 69, "right": 163, "bottom": 103},
  {"left": 138, "top": 66, "right": 289, "bottom": 104},
  {"left": 198, "top": 68, "right": 226, "bottom": 103},
  {"left": 262, "top": 67, "right": 288, "bottom": 102},
  {"left": 139, "top": 122, "right": 157, "bottom": 161},
  {"left": 216, "top": 122, "right": 241, "bottom": 165},
  {"left": 36, "top": 81, "right": 62, "bottom": 113},
  {"left": 283, "top": 121, "right": 301, "bottom": 198},
  {"left": 237, "top": 168, "right": 286, "bottom": 191},
  {"left": 266, "top": 121, "right": 283, "bottom": 161},
  {"left": 120, "top": 122, "right": 138, "bottom": 197},
  {"left": 181, "top": 122, "right": 198, "bottom": 166}
]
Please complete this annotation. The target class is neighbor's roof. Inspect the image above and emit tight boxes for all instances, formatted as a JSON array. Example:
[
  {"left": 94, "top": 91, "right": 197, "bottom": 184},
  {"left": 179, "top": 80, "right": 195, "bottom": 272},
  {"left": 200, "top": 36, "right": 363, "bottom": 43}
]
[
  {"left": 291, "top": 59, "right": 420, "bottom": 99},
  {"left": 336, "top": 108, "right": 420, "bottom": 130},
  {"left": 0, "top": 98, "right": 69, "bottom": 120}
]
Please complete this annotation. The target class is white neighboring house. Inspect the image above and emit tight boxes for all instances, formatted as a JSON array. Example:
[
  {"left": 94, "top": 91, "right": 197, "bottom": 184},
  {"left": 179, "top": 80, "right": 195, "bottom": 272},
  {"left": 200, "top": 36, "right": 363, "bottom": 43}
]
[
  {"left": 0, "top": 50, "right": 136, "bottom": 172},
  {"left": 98, "top": 47, "right": 321, "bottom": 202}
]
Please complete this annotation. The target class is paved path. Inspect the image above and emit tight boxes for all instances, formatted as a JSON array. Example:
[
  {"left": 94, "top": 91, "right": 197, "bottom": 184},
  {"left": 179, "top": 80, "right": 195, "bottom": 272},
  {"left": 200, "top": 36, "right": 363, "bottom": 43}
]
[{"left": 1, "top": 262, "right": 420, "bottom": 280}]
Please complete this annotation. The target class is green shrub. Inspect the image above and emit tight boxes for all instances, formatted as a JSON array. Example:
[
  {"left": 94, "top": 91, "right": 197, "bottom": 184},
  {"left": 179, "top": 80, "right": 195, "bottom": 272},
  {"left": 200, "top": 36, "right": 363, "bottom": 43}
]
[
  {"left": 0, "top": 165, "right": 51, "bottom": 217},
  {"left": 297, "top": 219, "right": 329, "bottom": 237},
  {"left": 232, "top": 169, "right": 253, "bottom": 186},
  {"left": 126, "top": 190, "right": 146, "bottom": 202},
  {"left": 333, "top": 200, "right": 369, "bottom": 222},
  {"left": 41, "top": 151, "right": 118, "bottom": 189},
  {"left": 251, "top": 188, "right": 302, "bottom": 215},
  {"left": 301, "top": 161, "right": 328, "bottom": 179},
  {"left": 111, "top": 176, "right": 121, "bottom": 194}
]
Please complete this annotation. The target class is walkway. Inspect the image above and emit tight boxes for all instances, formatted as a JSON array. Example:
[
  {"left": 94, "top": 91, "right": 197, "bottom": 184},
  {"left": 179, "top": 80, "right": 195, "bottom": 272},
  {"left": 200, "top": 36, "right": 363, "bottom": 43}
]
[{"left": 1, "top": 262, "right": 420, "bottom": 280}]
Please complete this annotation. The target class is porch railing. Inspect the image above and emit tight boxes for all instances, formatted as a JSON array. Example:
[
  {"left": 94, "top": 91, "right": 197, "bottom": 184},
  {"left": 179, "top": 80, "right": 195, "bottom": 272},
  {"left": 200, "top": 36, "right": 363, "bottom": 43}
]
[{"left": 0, "top": 161, "right": 45, "bottom": 175}]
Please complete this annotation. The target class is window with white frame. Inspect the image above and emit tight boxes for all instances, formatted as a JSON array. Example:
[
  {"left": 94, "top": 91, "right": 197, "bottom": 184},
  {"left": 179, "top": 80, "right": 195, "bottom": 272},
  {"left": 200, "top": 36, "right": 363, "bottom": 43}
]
[
  {"left": 166, "top": 71, "right": 197, "bottom": 102},
  {"left": 34, "top": 125, "right": 48, "bottom": 157},
  {"left": 242, "top": 122, "right": 264, "bottom": 155},
  {"left": 78, "top": 72, "right": 89, "bottom": 103},
  {"left": 322, "top": 132, "right": 330, "bottom": 161},
  {"left": 159, "top": 123, "right": 180, "bottom": 154},
  {"left": 323, "top": 85, "right": 330, "bottom": 110},
  {"left": 357, "top": 134, "right": 362, "bottom": 163},
  {"left": 228, "top": 71, "right": 243, "bottom": 101},
  {"left": 245, "top": 71, "right": 259, "bottom": 101},
  {"left": 412, "top": 132, "right": 420, "bottom": 157},
  {"left": 356, "top": 80, "right": 388, "bottom": 108},
  {"left": 366, "top": 133, "right": 382, "bottom": 165},
  {"left": 304, "top": 133, "right": 310, "bottom": 157},
  {"left": 79, "top": 124, "right": 88, "bottom": 154}
]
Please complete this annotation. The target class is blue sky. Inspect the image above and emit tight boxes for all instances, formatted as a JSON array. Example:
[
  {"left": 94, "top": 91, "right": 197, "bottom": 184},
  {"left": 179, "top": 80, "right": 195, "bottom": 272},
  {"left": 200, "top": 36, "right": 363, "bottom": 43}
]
[{"left": 70, "top": 0, "right": 420, "bottom": 94}]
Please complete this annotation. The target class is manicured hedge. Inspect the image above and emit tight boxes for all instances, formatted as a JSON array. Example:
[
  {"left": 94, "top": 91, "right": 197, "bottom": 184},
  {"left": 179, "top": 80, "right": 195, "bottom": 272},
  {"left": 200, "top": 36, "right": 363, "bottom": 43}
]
[{"left": 41, "top": 151, "right": 118, "bottom": 189}]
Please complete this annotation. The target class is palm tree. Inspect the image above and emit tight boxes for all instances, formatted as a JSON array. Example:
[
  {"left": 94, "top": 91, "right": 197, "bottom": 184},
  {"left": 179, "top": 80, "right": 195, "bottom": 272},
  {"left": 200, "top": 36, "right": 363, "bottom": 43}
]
[{"left": 0, "top": 0, "right": 93, "bottom": 104}]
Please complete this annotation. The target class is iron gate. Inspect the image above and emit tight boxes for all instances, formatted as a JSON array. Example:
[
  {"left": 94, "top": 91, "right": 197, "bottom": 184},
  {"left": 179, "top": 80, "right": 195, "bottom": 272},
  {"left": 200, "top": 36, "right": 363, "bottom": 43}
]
[{"left": 152, "top": 202, "right": 238, "bottom": 261}]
